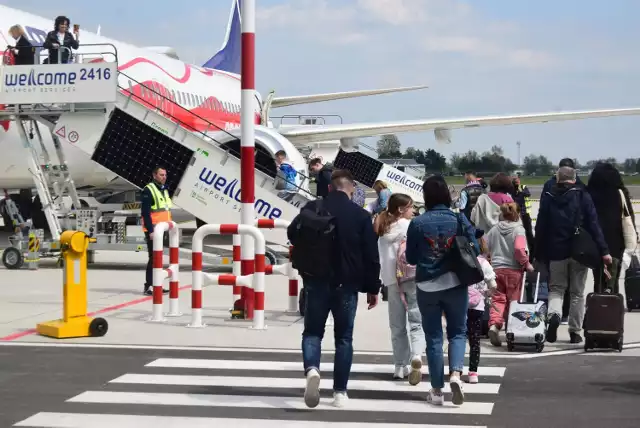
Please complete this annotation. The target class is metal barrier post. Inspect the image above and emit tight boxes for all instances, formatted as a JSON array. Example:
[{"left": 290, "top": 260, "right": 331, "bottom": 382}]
[
  {"left": 231, "top": 234, "right": 242, "bottom": 308},
  {"left": 255, "top": 219, "right": 298, "bottom": 313},
  {"left": 149, "top": 221, "right": 180, "bottom": 323},
  {"left": 192, "top": 224, "right": 266, "bottom": 329}
]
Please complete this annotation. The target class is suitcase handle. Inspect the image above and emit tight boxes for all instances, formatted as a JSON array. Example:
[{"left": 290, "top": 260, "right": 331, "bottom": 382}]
[{"left": 521, "top": 271, "right": 541, "bottom": 304}]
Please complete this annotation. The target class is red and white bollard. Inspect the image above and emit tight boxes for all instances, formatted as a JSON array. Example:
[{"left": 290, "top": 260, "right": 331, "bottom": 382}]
[
  {"left": 191, "top": 224, "right": 266, "bottom": 329},
  {"left": 255, "top": 219, "right": 299, "bottom": 313},
  {"left": 149, "top": 221, "right": 181, "bottom": 322}
]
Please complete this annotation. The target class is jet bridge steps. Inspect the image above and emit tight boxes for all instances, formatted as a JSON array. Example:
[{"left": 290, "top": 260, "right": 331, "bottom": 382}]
[{"left": 52, "top": 86, "right": 311, "bottom": 249}]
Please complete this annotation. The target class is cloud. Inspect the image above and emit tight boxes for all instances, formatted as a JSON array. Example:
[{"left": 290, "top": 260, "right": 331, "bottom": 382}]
[{"left": 257, "top": 0, "right": 557, "bottom": 70}]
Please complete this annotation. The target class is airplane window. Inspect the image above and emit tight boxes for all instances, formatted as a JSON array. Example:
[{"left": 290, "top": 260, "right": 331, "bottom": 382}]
[{"left": 171, "top": 90, "right": 176, "bottom": 101}]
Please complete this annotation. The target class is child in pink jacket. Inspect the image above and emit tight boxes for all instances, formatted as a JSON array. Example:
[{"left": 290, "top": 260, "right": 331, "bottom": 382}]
[{"left": 484, "top": 203, "right": 534, "bottom": 347}]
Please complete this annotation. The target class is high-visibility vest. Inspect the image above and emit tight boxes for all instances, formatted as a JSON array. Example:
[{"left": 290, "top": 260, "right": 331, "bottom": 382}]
[
  {"left": 142, "top": 183, "right": 172, "bottom": 232},
  {"left": 519, "top": 184, "right": 532, "bottom": 212}
]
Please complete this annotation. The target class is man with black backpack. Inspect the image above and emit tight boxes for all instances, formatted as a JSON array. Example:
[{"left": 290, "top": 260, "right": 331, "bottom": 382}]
[
  {"left": 287, "top": 169, "right": 381, "bottom": 409},
  {"left": 457, "top": 171, "right": 486, "bottom": 222}
]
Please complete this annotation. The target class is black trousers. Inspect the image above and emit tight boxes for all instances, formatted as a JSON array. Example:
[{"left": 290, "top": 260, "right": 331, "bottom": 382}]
[{"left": 521, "top": 213, "right": 535, "bottom": 262}]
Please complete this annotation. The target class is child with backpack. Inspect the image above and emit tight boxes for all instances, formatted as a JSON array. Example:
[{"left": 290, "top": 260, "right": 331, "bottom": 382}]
[
  {"left": 374, "top": 193, "right": 424, "bottom": 385},
  {"left": 467, "top": 236, "right": 497, "bottom": 384},
  {"left": 485, "top": 203, "right": 534, "bottom": 347}
]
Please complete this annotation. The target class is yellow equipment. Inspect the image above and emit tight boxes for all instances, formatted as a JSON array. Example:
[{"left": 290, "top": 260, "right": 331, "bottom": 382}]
[{"left": 36, "top": 230, "right": 108, "bottom": 339}]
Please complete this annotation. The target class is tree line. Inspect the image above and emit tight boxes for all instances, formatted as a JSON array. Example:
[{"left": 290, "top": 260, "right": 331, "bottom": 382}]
[{"left": 375, "top": 134, "right": 640, "bottom": 175}]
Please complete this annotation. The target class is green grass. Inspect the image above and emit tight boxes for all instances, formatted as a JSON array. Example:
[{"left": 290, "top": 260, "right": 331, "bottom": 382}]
[{"left": 442, "top": 175, "right": 640, "bottom": 186}]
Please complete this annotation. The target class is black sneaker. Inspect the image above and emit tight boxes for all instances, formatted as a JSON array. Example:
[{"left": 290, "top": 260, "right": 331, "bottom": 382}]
[
  {"left": 143, "top": 287, "right": 170, "bottom": 295},
  {"left": 569, "top": 332, "right": 583, "bottom": 344},
  {"left": 546, "top": 313, "right": 560, "bottom": 343}
]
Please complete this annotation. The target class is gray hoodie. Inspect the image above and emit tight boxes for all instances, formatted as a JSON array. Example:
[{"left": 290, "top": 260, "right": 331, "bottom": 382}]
[{"left": 485, "top": 220, "right": 527, "bottom": 270}]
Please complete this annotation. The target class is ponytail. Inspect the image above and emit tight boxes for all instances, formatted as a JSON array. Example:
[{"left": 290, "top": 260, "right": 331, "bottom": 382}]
[{"left": 374, "top": 209, "right": 395, "bottom": 237}]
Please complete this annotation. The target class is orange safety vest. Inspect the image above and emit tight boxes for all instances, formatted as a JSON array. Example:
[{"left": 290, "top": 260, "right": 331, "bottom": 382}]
[{"left": 142, "top": 182, "right": 172, "bottom": 232}]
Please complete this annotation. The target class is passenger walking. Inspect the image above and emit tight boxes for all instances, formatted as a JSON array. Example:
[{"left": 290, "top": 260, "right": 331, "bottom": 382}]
[
  {"left": 485, "top": 203, "right": 533, "bottom": 347},
  {"left": 535, "top": 166, "right": 611, "bottom": 344},
  {"left": 470, "top": 172, "right": 514, "bottom": 234},
  {"left": 541, "top": 158, "right": 586, "bottom": 324},
  {"left": 369, "top": 180, "right": 392, "bottom": 215},
  {"left": 587, "top": 162, "right": 637, "bottom": 293},
  {"left": 287, "top": 169, "right": 381, "bottom": 409},
  {"left": 374, "top": 193, "right": 424, "bottom": 384},
  {"left": 510, "top": 175, "right": 535, "bottom": 258},
  {"left": 274, "top": 150, "right": 298, "bottom": 202},
  {"left": 308, "top": 158, "right": 333, "bottom": 198},
  {"left": 457, "top": 171, "right": 486, "bottom": 222},
  {"left": 141, "top": 166, "right": 172, "bottom": 296},
  {"left": 43, "top": 16, "right": 79, "bottom": 64},
  {"left": 406, "top": 175, "right": 479, "bottom": 406},
  {"left": 467, "top": 236, "right": 497, "bottom": 383},
  {"left": 7, "top": 25, "right": 35, "bottom": 65}
]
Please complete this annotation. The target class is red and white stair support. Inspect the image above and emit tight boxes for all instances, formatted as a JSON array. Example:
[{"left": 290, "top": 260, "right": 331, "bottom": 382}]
[
  {"left": 255, "top": 219, "right": 299, "bottom": 313},
  {"left": 191, "top": 224, "right": 267, "bottom": 330},
  {"left": 149, "top": 221, "right": 181, "bottom": 322}
]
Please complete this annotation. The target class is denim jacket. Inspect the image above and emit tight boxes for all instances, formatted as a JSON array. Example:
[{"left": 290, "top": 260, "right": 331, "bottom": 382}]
[{"left": 405, "top": 205, "right": 479, "bottom": 282}]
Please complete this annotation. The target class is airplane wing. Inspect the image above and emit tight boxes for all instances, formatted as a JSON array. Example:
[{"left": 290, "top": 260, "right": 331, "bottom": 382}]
[
  {"left": 270, "top": 85, "right": 428, "bottom": 109},
  {"left": 278, "top": 107, "right": 640, "bottom": 144}
]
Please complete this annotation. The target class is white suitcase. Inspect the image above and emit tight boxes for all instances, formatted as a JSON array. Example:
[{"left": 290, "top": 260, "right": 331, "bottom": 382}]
[{"left": 505, "top": 272, "right": 547, "bottom": 352}]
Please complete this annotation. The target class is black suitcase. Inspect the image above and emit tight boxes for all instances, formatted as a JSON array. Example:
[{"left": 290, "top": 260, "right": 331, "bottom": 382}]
[
  {"left": 624, "top": 255, "right": 640, "bottom": 311},
  {"left": 583, "top": 279, "right": 625, "bottom": 352}
]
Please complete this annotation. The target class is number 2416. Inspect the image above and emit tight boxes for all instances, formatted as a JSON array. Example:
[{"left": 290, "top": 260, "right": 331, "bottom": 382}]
[{"left": 79, "top": 67, "right": 112, "bottom": 81}]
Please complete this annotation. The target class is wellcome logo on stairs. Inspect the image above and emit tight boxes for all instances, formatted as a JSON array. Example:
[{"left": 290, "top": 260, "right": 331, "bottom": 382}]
[{"left": 195, "top": 167, "right": 283, "bottom": 219}]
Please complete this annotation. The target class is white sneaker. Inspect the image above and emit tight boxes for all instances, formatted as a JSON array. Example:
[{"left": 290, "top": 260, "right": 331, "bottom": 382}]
[
  {"left": 408, "top": 357, "right": 422, "bottom": 386},
  {"left": 426, "top": 388, "right": 444, "bottom": 406},
  {"left": 467, "top": 372, "right": 479, "bottom": 384},
  {"left": 449, "top": 374, "right": 465, "bottom": 405},
  {"left": 488, "top": 325, "right": 502, "bottom": 347},
  {"left": 393, "top": 365, "right": 409, "bottom": 379},
  {"left": 304, "top": 369, "right": 321, "bottom": 408},
  {"left": 332, "top": 391, "right": 348, "bottom": 408}
]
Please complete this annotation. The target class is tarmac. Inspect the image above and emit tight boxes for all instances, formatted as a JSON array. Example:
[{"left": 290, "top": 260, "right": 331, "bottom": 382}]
[{"left": 2, "top": 217, "right": 640, "bottom": 426}]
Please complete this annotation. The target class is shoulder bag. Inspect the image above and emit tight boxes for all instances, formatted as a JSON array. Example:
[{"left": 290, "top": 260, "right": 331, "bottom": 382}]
[
  {"left": 570, "top": 190, "right": 601, "bottom": 269},
  {"left": 619, "top": 189, "right": 637, "bottom": 251},
  {"left": 451, "top": 213, "right": 485, "bottom": 286}
]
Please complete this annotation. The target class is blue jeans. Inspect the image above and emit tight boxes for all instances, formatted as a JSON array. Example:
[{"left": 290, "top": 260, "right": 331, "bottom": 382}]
[
  {"left": 416, "top": 285, "right": 468, "bottom": 389},
  {"left": 302, "top": 279, "right": 358, "bottom": 392}
]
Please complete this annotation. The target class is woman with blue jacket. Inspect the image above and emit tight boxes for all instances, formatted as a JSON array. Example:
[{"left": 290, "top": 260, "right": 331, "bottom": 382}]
[{"left": 406, "top": 175, "right": 479, "bottom": 407}]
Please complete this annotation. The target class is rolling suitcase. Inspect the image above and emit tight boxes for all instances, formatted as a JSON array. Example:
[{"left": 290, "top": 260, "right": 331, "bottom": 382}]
[
  {"left": 624, "top": 253, "right": 640, "bottom": 311},
  {"left": 505, "top": 272, "right": 547, "bottom": 352},
  {"left": 583, "top": 267, "right": 624, "bottom": 352}
]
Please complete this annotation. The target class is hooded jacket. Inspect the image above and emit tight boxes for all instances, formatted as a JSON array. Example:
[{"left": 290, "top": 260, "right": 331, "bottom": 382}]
[
  {"left": 315, "top": 164, "right": 333, "bottom": 198},
  {"left": 541, "top": 175, "right": 585, "bottom": 202},
  {"left": 470, "top": 193, "right": 514, "bottom": 233},
  {"left": 535, "top": 183, "right": 609, "bottom": 262},
  {"left": 485, "top": 220, "right": 529, "bottom": 270},
  {"left": 378, "top": 218, "right": 410, "bottom": 286}
]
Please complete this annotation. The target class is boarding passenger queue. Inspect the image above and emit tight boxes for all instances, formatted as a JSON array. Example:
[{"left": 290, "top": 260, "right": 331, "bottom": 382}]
[{"left": 291, "top": 161, "right": 638, "bottom": 409}]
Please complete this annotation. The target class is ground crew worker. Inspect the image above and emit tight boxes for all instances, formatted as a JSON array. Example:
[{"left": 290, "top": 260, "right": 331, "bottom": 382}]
[
  {"left": 511, "top": 175, "right": 534, "bottom": 259},
  {"left": 141, "top": 166, "right": 172, "bottom": 295}
]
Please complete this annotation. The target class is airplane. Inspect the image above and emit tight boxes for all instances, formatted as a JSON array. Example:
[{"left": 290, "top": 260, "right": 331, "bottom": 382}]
[{"left": 0, "top": 0, "right": 640, "bottom": 220}]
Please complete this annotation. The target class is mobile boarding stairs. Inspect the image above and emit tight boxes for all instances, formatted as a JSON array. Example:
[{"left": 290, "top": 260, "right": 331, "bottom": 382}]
[{"left": 0, "top": 44, "right": 314, "bottom": 268}]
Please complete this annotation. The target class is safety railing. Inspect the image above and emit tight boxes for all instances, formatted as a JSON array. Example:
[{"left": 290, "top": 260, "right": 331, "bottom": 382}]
[
  {"left": 191, "top": 224, "right": 267, "bottom": 330},
  {"left": 117, "top": 71, "right": 316, "bottom": 202},
  {"left": 1, "top": 43, "right": 118, "bottom": 67},
  {"left": 149, "top": 221, "right": 181, "bottom": 322},
  {"left": 254, "top": 219, "right": 299, "bottom": 313}
]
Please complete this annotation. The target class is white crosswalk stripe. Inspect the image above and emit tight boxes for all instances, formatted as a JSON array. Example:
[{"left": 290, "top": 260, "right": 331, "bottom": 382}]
[{"left": 13, "top": 354, "right": 509, "bottom": 427}]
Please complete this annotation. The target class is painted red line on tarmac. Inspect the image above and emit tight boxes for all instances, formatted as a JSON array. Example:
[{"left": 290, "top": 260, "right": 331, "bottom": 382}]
[{"left": 0, "top": 284, "right": 193, "bottom": 341}]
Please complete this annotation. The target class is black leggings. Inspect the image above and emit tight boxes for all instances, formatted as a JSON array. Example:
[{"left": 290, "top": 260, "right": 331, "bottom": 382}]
[{"left": 467, "top": 309, "right": 483, "bottom": 373}]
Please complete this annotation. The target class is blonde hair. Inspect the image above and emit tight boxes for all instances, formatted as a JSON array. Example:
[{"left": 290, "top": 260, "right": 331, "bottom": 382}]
[
  {"left": 499, "top": 202, "right": 520, "bottom": 222},
  {"left": 373, "top": 180, "right": 388, "bottom": 192},
  {"left": 478, "top": 237, "right": 489, "bottom": 256},
  {"left": 9, "top": 25, "right": 24, "bottom": 37},
  {"left": 373, "top": 193, "right": 413, "bottom": 237}
]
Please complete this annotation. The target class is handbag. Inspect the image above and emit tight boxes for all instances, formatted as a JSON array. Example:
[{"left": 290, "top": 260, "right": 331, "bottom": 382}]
[
  {"left": 619, "top": 189, "right": 637, "bottom": 251},
  {"left": 451, "top": 213, "right": 485, "bottom": 287},
  {"left": 570, "top": 190, "right": 601, "bottom": 269}
]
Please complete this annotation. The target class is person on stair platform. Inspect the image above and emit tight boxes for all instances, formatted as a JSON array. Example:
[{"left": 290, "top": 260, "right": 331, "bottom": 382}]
[
  {"left": 43, "top": 16, "right": 79, "bottom": 64},
  {"left": 7, "top": 25, "right": 35, "bottom": 65},
  {"left": 308, "top": 158, "right": 333, "bottom": 199},
  {"left": 141, "top": 166, "right": 172, "bottom": 296}
]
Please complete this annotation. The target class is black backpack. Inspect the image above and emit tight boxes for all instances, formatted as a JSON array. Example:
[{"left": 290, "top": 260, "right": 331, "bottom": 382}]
[{"left": 290, "top": 200, "right": 337, "bottom": 278}]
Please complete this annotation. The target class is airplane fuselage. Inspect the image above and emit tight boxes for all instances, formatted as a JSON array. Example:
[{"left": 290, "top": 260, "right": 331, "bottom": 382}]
[{"left": 0, "top": 5, "right": 260, "bottom": 190}]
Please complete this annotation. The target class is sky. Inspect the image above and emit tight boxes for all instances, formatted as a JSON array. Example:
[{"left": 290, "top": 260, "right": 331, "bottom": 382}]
[{"left": 3, "top": 0, "right": 640, "bottom": 164}]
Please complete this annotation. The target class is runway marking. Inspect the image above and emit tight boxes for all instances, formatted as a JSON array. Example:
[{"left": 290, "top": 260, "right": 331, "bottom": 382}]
[
  {"left": 67, "top": 390, "right": 496, "bottom": 415},
  {"left": 14, "top": 413, "right": 487, "bottom": 428},
  {"left": 0, "top": 284, "right": 193, "bottom": 341},
  {"left": 111, "top": 373, "right": 502, "bottom": 394},
  {"left": 146, "top": 358, "right": 506, "bottom": 377}
]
